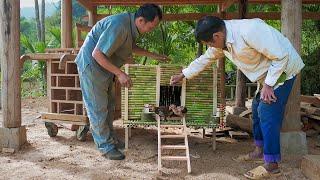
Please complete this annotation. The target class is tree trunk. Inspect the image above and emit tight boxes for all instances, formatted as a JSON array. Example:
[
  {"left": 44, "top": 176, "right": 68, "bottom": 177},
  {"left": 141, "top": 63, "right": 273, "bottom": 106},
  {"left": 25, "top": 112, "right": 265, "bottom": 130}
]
[
  {"left": 34, "top": 0, "right": 41, "bottom": 41},
  {"left": 40, "top": 0, "right": 45, "bottom": 42},
  {"left": 40, "top": 0, "right": 46, "bottom": 94},
  {"left": 226, "top": 114, "right": 252, "bottom": 133}
]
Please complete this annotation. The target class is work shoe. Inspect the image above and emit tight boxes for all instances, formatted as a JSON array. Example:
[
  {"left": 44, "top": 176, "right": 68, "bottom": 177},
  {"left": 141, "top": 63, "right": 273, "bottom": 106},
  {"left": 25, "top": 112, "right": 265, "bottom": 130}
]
[
  {"left": 115, "top": 140, "right": 125, "bottom": 150},
  {"left": 103, "top": 148, "right": 125, "bottom": 160}
]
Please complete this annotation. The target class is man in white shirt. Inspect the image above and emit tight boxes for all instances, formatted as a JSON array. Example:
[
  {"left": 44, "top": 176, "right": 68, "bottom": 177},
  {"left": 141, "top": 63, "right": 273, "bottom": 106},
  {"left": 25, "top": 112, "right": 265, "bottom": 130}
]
[{"left": 170, "top": 16, "right": 304, "bottom": 179}]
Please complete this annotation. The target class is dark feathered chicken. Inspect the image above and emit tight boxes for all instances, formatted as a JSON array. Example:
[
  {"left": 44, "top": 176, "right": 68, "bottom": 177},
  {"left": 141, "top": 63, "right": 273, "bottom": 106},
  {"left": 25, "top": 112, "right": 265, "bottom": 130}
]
[
  {"left": 149, "top": 104, "right": 187, "bottom": 120},
  {"left": 170, "top": 104, "right": 187, "bottom": 117}
]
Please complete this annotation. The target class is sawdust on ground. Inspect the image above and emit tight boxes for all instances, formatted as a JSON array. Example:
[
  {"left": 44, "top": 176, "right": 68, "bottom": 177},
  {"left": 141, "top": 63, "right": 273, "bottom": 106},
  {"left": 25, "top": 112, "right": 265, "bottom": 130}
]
[{"left": 0, "top": 96, "right": 319, "bottom": 180}]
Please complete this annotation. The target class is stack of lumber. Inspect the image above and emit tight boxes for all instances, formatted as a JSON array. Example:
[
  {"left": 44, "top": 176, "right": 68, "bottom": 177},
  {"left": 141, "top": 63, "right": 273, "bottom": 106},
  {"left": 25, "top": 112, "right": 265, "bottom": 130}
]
[{"left": 301, "top": 94, "right": 320, "bottom": 136}]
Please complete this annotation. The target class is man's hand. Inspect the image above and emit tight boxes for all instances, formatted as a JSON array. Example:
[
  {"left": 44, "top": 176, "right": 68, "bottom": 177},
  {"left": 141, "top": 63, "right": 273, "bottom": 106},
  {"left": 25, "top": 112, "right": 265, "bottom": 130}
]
[
  {"left": 170, "top": 73, "right": 185, "bottom": 85},
  {"left": 117, "top": 72, "right": 132, "bottom": 88},
  {"left": 260, "top": 83, "right": 277, "bottom": 104},
  {"left": 153, "top": 54, "right": 171, "bottom": 62}
]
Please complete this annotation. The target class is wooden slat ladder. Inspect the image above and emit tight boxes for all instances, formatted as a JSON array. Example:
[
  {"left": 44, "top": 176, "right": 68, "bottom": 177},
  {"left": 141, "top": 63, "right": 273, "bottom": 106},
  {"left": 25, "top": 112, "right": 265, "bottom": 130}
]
[
  {"left": 157, "top": 115, "right": 191, "bottom": 173},
  {"left": 157, "top": 78, "right": 191, "bottom": 173}
]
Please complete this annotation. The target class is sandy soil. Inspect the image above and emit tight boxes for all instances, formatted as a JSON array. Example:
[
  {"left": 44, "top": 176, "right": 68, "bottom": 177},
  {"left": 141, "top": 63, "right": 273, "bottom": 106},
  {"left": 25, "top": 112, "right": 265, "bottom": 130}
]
[{"left": 0, "top": 97, "right": 319, "bottom": 180}]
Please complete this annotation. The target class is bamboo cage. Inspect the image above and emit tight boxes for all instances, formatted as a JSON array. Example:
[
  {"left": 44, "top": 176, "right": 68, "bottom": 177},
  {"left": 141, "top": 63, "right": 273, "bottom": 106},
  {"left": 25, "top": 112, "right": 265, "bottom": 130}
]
[{"left": 121, "top": 64, "right": 219, "bottom": 128}]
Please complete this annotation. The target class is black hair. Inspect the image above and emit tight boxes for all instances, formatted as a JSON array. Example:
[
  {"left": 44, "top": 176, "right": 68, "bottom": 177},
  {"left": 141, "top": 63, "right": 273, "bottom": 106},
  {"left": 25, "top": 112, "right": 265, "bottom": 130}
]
[
  {"left": 195, "top": 16, "right": 225, "bottom": 43},
  {"left": 135, "top": 4, "right": 162, "bottom": 22}
]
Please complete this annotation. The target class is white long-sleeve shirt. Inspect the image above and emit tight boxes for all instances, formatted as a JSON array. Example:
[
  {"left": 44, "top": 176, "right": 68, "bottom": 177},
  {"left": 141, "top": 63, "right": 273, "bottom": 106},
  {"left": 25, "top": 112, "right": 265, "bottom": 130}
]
[{"left": 182, "top": 18, "right": 305, "bottom": 87}]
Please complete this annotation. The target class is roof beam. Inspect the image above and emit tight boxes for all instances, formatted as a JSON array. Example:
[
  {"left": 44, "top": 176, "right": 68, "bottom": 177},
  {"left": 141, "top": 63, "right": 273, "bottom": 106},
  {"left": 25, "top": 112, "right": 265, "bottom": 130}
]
[
  {"left": 89, "top": 0, "right": 320, "bottom": 6},
  {"left": 83, "top": 12, "right": 320, "bottom": 22}
]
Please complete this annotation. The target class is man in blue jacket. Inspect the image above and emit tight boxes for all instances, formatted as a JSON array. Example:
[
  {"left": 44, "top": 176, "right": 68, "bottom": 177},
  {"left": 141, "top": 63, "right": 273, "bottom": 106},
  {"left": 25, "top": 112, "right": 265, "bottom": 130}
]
[{"left": 76, "top": 4, "right": 168, "bottom": 160}]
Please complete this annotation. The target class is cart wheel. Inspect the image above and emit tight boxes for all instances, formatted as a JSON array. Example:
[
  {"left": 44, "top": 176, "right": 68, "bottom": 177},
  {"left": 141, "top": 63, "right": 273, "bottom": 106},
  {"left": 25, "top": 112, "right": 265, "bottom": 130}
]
[
  {"left": 76, "top": 125, "right": 89, "bottom": 141},
  {"left": 45, "top": 122, "right": 58, "bottom": 137}
]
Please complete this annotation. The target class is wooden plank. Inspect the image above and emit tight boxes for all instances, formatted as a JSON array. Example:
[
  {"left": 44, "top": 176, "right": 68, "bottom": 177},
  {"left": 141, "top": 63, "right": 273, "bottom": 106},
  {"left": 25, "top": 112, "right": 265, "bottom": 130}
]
[
  {"left": 161, "top": 156, "right": 188, "bottom": 161},
  {"left": 125, "top": 126, "right": 129, "bottom": 150},
  {"left": 212, "top": 128, "right": 216, "bottom": 151},
  {"left": 161, "top": 145, "right": 186, "bottom": 150},
  {"left": 2, "top": 148, "right": 15, "bottom": 153},
  {"left": 41, "top": 113, "right": 88, "bottom": 123},
  {"left": 51, "top": 86, "right": 81, "bottom": 91},
  {"left": 51, "top": 74, "right": 79, "bottom": 77},
  {"left": 48, "top": 61, "right": 53, "bottom": 112},
  {"left": 212, "top": 66, "right": 218, "bottom": 115},
  {"left": 301, "top": 106, "right": 320, "bottom": 116},
  {"left": 45, "top": 48, "right": 79, "bottom": 54},
  {"left": 52, "top": 100, "right": 83, "bottom": 104},
  {"left": 306, "top": 114, "right": 320, "bottom": 121},
  {"left": 160, "top": 125, "right": 184, "bottom": 128},
  {"left": 157, "top": 115, "right": 162, "bottom": 173},
  {"left": 42, "top": 119, "right": 88, "bottom": 126},
  {"left": 124, "top": 64, "right": 129, "bottom": 122},
  {"left": 216, "top": 137, "right": 238, "bottom": 143},
  {"left": 161, "top": 134, "right": 185, "bottom": 138},
  {"left": 1, "top": 0, "right": 21, "bottom": 128},
  {"left": 301, "top": 95, "right": 320, "bottom": 107},
  {"left": 183, "top": 117, "right": 191, "bottom": 173},
  {"left": 229, "top": 131, "right": 250, "bottom": 139},
  {"left": 156, "top": 66, "right": 160, "bottom": 107},
  {"left": 181, "top": 77, "right": 186, "bottom": 106},
  {"left": 20, "top": 53, "right": 72, "bottom": 62},
  {"left": 239, "top": 109, "right": 252, "bottom": 117}
]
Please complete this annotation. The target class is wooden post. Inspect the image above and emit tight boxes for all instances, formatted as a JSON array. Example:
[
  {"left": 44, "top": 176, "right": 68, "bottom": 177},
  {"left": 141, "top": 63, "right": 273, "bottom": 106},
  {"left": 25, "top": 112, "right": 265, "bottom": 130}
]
[
  {"left": 1, "top": 0, "right": 21, "bottom": 128},
  {"left": 124, "top": 64, "right": 129, "bottom": 150},
  {"left": 217, "top": 5, "right": 226, "bottom": 128},
  {"left": 280, "top": 0, "right": 307, "bottom": 155},
  {"left": 0, "top": 0, "right": 27, "bottom": 150},
  {"left": 233, "top": 0, "right": 248, "bottom": 115},
  {"left": 197, "top": 43, "right": 203, "bottom": 58},
  {"left": 88, "top": 6, "right": 97, "bottom": 27},
  {"left": 61, "top": 0, "right": 73, "bottom": 48}
]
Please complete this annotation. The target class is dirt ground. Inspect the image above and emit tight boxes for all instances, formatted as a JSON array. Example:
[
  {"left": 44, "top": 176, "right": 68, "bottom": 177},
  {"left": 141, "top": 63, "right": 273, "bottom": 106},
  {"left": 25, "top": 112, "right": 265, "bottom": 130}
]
[{"left": 0, "top": 97, "right": 319, "bottom": 180}]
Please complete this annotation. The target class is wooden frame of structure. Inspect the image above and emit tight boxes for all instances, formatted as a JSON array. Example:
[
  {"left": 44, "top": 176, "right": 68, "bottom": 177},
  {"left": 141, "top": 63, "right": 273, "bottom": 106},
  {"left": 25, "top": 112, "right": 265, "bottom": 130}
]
[{"left": 121, "top": 64, "right": 219, "bottom": 149}]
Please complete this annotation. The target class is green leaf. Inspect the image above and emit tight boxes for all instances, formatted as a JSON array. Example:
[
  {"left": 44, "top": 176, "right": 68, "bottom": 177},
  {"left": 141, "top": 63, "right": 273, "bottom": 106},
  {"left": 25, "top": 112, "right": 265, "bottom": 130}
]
[{"left": 20, "top": 34, "right": 36, "bottom": 53}]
